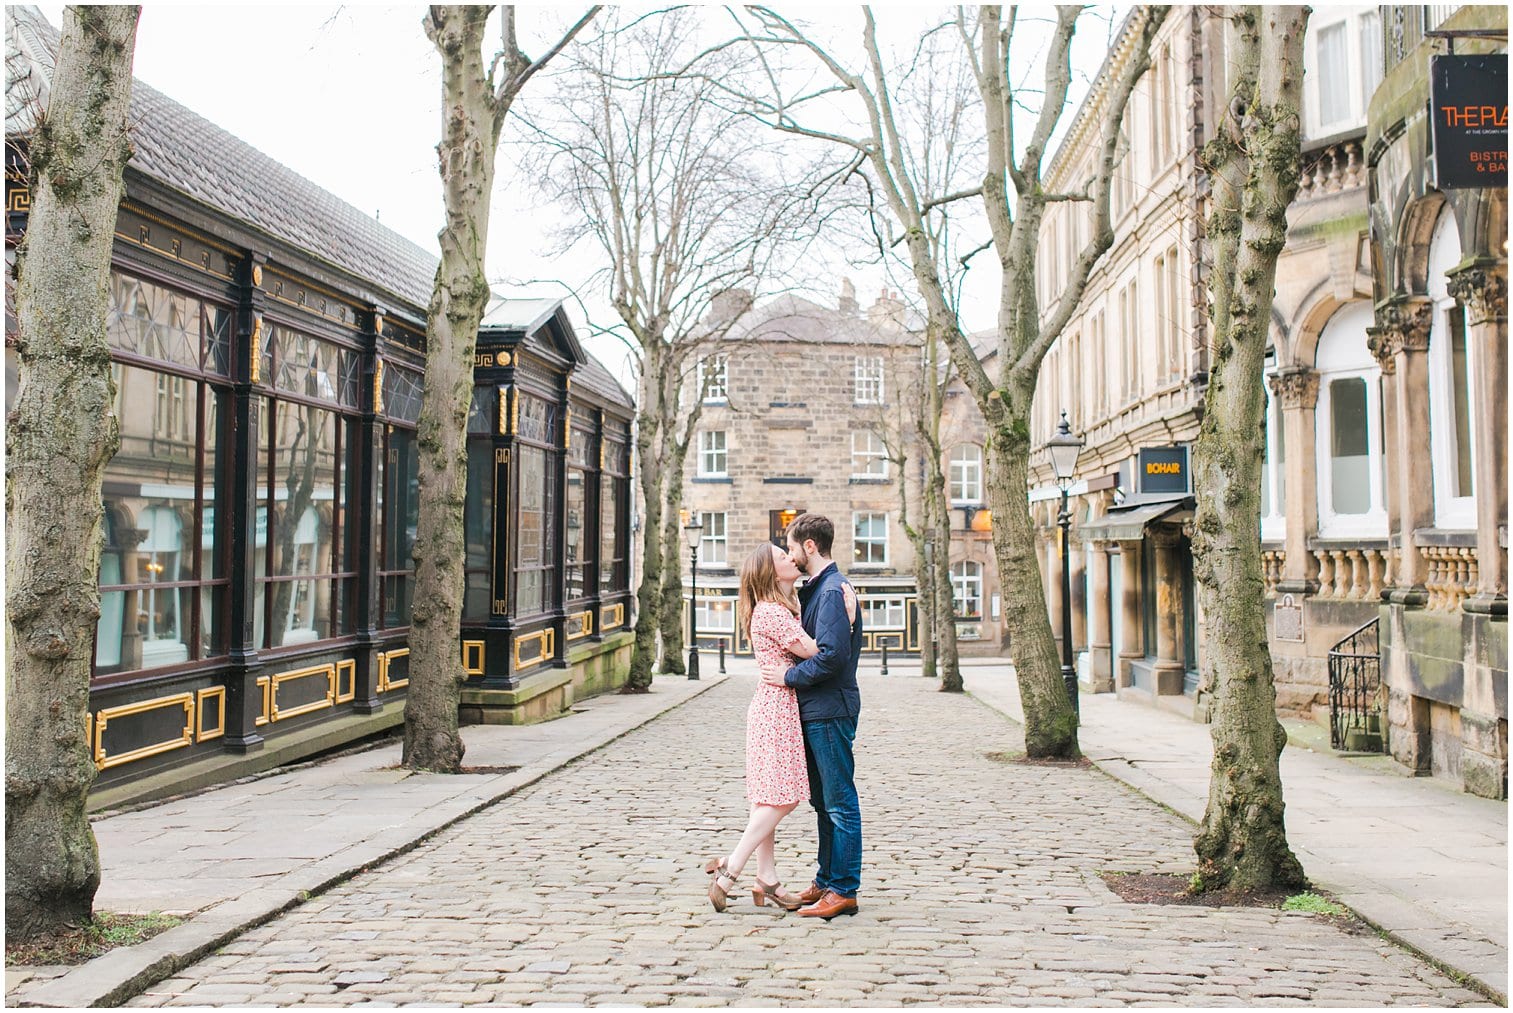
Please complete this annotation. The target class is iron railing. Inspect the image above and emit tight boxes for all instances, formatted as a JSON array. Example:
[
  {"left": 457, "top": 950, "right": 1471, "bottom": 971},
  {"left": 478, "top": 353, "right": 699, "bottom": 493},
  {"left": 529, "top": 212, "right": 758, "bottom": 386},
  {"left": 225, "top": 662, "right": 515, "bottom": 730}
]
[{"left": 1328, "top": 617, "right": 1385, "bottom": 753}]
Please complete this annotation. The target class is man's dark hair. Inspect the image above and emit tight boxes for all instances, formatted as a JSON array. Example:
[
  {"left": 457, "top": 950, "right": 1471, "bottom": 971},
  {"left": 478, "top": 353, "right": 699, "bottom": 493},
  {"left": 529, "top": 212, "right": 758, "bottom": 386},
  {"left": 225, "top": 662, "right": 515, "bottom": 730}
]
[{"left": 787, "top": 513, "right": 834, "bottom": 555}]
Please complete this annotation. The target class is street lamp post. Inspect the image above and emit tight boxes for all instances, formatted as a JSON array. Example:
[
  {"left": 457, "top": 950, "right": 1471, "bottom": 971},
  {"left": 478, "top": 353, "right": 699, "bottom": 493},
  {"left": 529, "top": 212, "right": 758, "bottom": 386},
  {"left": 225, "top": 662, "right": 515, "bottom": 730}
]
[
  {"left": 683, "top": 517, "right": 704, "bottom": 681},
  {"left": 1046, "top": 411, "right": 1085, "bottom": 714}
]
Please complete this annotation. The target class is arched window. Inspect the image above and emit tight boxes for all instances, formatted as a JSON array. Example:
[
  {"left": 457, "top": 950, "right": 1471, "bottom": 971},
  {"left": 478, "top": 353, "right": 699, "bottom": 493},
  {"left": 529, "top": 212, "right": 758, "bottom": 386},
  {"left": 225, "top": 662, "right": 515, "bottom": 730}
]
[
  {"left": 951, "top": 561, "right": 983, "bottom": 619},
  {"left": 1314, "top": 302, "right": 1386, "bottom": 537},
  {"left": 1427, "top": 211, "right": 1476, "bottom": 529},
  {"left": 949, "top": 445, "right": 983, "bottom": 503}
]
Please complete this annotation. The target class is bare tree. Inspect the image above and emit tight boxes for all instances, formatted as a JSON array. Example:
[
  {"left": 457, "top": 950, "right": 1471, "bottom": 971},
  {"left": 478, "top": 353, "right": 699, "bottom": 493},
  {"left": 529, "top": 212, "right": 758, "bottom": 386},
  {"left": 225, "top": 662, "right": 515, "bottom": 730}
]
[
  {"left": 727, "top": 5, "right": 1164, "bottom": 755},
  {"left": 521, "top": 8, "right": 823, "bottom": 690},
  {"left": 405, "top": 5, "right": 598, "bottom": 771},
  {"left": 1191, "top": 5, "right": 1309, "bottom": 893},
  {"left": 5, "top": 5, "right": 142, "bottom": 941}
]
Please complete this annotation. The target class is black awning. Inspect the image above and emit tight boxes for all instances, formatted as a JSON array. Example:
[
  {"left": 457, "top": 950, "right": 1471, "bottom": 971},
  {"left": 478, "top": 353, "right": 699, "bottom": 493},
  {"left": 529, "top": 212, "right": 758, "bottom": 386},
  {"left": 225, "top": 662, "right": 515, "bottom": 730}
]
[{"left": 1079, "top": 495, "right": 1194, "bottom": 541}]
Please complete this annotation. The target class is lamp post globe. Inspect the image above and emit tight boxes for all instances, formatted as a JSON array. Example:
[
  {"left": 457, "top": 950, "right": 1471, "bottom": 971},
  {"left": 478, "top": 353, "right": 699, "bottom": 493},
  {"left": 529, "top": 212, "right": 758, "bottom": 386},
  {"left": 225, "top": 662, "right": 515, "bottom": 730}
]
[
  {"left": 1047, "top": 412, "right": 1084, "bottom": 713},
  {"left": 683, "top": 518, "right": 704, "bottom": 680}
]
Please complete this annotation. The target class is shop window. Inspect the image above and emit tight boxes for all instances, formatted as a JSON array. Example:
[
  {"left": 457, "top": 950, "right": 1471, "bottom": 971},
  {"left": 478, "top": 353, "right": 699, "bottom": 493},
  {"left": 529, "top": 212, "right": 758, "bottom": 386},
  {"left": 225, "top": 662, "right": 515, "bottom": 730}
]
[
  {"left": 96, "top": 281, "right": 229, "bottom": 678},
  {"left": 951, "top": 561, "right": 983, "bottom": 619},
  {"left": 1427, "top": 211, "right": 1477, "bottom": 529},
  {"left": 860, "top": 595, "right": 906, "bottom": 631},
  {"left": 565, "top": 425, "right": 596, "bottom": 603},
  {"left": 695, "top": 595, "right": 736, "bottom": 635},
  {"left": 1305, "top": 7, "right": 1381, "bottom": 138},
  {"left": 1314, "top": 301, "right": 1386, "bottom": 537},
  {"left": 514, "top": 443, "right": 553, "bottom": 616},
  {"left": 853, "top": 511, "right": 889, "bottom": 566},
  {"left": 600, "top": 436, "right": 630, "bottom": 595},
  {"left": 949, "top": 445, "right": 983, "bottom": 503},
  {"left": 381, "top": 425, "right": 420, "bottom": 627}
]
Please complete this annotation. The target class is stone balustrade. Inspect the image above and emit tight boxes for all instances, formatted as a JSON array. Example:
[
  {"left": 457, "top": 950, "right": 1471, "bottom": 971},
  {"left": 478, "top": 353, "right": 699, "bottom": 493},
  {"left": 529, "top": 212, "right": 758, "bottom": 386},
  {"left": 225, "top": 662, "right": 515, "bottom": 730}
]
[
  {"left": 1310, "top": 545, "right": 1388, "bottom": 601},
  {"left": 1422, "top": 544, "right": 1480, "bottom": 612},
  {"left": 1297, "top": 140, "right": 1365, "bottom": 200},
  {"left": 1261, "top": 549, "right": 1285, "bottom": 596}
]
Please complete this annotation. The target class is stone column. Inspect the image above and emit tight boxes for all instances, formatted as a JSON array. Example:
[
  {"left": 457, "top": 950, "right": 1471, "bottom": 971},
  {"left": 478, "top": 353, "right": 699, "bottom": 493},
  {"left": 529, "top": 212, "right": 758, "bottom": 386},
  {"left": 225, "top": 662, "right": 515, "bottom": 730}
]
[
  {"left": 1070, "top": 540, "right": 1087, "bottom": 657},
  {"left": 1269, "top": 368, "right": 1320, "bottom": 593},
  {"left": 1149, "top": 529, "right": 1185, "bottom": 695},
  {"left": 1368, "top": 296, "right": 1434, "bottom": 604},
  {"left": 1447, "top": 259, "right": 1508, "bottom": 799},
  {"left": 1087, "top": 542, "right": 1113, "bottom": 692},
  {"left": 1448, "top": 259, "right": 1508, "bottom": 613},
  {"left": 1117, "top": 541, "right": 1143, "bottom": 689}
]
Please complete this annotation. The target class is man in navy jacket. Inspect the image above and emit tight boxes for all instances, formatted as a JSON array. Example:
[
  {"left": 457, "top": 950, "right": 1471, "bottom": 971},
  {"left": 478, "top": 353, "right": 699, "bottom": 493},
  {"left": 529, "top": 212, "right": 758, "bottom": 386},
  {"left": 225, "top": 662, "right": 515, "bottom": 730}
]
[{"left": 759, "top": 513, "right": 863, "bottom": 919}]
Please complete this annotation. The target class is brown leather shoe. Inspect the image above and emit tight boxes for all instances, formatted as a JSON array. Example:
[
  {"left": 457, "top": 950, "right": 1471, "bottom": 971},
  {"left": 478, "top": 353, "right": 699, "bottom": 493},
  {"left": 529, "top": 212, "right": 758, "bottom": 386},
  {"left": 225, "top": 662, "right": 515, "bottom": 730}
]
[
  {"left": 797, "top": 890, "right": 858, "bottom": 920},
  {"left": 797, "top": 881, "right": 825, "bottom": 905}
]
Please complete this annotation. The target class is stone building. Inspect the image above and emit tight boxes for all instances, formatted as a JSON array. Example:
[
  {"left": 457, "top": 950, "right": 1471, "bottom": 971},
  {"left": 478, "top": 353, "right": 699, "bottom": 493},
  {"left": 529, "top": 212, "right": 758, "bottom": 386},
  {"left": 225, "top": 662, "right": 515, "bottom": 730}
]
[
  {"left": 1023, "top": 5, "right": 1507, "bottom": 798},
  {"left": 680, "top": 285, "right": 925, "bottom": 656},
  {"left": 5, "top": 6, "right": 636, "bottom": 807}
]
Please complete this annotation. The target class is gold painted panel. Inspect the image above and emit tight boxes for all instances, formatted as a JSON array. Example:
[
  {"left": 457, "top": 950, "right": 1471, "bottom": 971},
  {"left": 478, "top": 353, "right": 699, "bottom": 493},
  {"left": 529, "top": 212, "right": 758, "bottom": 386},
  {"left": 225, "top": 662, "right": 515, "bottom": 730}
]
[
  {"left": 271, "top": 663, "right": 337, "bottom": 721},
  {"left": 462, "top": 640, "right": 486, "bottom": 678},
  {"left": 196, "top": 687, "right": 226, "bottom": 742},
  {"left": 566, "top": 610, "right": 593, "bottom": 641},
  {"left": 335, "top": 659, "right": 357, "bottom": 704},
  {"left": 94, "top": 693, "right": 195, "bottom": 771},
  {"left": 600, "top": 603, "right": 626, "bottom": 632}
]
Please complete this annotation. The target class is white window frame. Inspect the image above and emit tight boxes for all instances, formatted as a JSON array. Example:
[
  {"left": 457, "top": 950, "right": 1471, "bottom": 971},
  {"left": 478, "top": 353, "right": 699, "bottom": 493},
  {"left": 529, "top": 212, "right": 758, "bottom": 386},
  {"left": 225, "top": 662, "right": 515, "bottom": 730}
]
[
  {"left": 852, "top": 511, "right": 889, "bottom": 566},
  {"left": 1303, "top": 7, "right": 1381, "bottom": 140},
  {"left": 699, "top": 354, "right": 728, "bottom": 404},
  {"left": 951, "top": 560, "right": 984, "bottom": 619},
  {"left": 697, "top": 430, "right": 727, "bottom": 478},
  {"left": 1261, "top": 358, "right": 1287, "bottom": 542},
  {"left": 697, "top": 511, "right": 728, "bottom": 566},
  {"left": 1427, "top": 212, "right": 1477, "bottom": 530},
  {"left": 854, "top": 355, "right": 885, "bottom": 405},
  {"left": 1315, "top": 302, "right": 1387, "bottom": 538},
  {"left": 949, "top": 445, "right": 983, "bottom": 504},
  {"left": 850, "top": 431, "right": 889, "bottom": 479},
  {"left": 693, "top": 594, "right": 736, "bottom": 635},
  {"left": 860, "top": 595, "right": 906, "bottom": 631}
]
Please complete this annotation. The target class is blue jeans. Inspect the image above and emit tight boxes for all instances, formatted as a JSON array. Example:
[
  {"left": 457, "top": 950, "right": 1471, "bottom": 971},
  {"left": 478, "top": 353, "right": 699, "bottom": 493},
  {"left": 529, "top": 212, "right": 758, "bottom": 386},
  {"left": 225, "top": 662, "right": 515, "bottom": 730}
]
[{"left": 803, "top": 716, "right": 861, "bottom": 897}]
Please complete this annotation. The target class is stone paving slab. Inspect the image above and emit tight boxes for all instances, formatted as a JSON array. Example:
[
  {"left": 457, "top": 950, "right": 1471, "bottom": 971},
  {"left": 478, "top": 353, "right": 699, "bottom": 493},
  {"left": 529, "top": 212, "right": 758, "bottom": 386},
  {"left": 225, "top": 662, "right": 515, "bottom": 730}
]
[
  {"left": 8, "top": 674, "right": 723, "bottom": 1009},
  {"left": 963, "top": 662, "right": 1508, "bottom": 1003},
  {"left": 114, "top": 670, "right": 1492, "bottom": 1007}
]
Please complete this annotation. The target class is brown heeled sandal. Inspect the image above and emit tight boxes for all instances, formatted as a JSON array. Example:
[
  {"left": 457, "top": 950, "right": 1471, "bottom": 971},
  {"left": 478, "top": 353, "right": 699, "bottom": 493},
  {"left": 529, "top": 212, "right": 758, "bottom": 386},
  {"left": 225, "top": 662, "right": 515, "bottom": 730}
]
[
  {"left": 752, "top": 878, "right": 805, "bottom": 911},
  {"left": 703, "top": 857, "right": 738, "bottom": 912}
]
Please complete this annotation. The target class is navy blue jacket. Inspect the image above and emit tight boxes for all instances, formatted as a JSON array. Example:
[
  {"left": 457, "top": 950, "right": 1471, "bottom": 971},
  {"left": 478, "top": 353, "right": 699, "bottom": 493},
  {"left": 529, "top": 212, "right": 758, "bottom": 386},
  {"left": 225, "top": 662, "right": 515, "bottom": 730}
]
[{"left": 784, "top": 562, "right": 863, "bottom": 722}]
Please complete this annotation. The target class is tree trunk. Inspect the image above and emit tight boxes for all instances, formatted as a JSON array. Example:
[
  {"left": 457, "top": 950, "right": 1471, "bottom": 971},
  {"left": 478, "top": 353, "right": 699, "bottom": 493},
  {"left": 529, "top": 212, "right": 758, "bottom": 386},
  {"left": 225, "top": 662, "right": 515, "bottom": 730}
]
[
  {"left": 658, "top": 494, "right": 686, "bottom": 675},
  {"left": 5, "top": 4, "right": 140, "bottom": 942},
  {"left": 914, "top": 539, "right": 937, "bottom": 680},
  {"left": 927, "top": 451, "right": 962, "bottom": 692},
  {"left": 1192, "top": 5, "right": 1308, "bottom": 893},
  {"left": 406, "top": 7, "right": 503, "bottom": 771},
  {"left": 625, "top": 349, "right": 667, "bottom": 691},
  {"left": 987, "top": 404, "right": 1079, "bottom": 758}
]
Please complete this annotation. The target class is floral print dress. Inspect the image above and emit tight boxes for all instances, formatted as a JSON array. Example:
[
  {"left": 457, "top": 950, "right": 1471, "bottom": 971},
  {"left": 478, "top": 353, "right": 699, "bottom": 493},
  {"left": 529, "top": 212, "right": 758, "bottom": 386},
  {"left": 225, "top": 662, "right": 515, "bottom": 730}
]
[{"left": 745, "top": 601, "right": 811, "bottom": 805}]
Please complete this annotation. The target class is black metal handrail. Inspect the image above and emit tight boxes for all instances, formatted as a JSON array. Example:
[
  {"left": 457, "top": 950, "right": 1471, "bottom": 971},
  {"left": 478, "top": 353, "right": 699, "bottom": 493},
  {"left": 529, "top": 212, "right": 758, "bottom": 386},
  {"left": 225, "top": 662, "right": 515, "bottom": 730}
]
[{"left": 1327, "top": 617, "right": 1385, "bottom": 753}]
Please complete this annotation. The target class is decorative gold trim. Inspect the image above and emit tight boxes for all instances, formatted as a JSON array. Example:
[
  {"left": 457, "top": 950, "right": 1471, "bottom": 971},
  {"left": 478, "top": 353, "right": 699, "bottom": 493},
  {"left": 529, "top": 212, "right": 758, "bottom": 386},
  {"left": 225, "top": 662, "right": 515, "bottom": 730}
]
[
  {"left": 196, "top": 687, "right": 226, "bottom": 742},
  {"left": 249, "top": 317, "right": 263, "bottom": 384},
  {"left": 599, "top": 440, "right": 605, "bottom": 470},
  {"left": 566, "top": 610, "right": 594, "bottom": 641},
  {"left": 498, "top": 350, "right": 513, "bottom": 367},
  {"left": 494, "top": 448, "right": 510, "bottom": 465},
  {"left": 513, "top": 629, "right": 556, "bottom": 669},
  {"left": 93, "top": 693, "right": 195, "bottom": 771},
  {"left": 373, "top": 357, "right": 385, "bottom": 415},
  {"left": 335, "top": 659, "right": 357, "bottom": 704},
  {"left": 121, "top": 202, "right": 241, "bottom": 257},
  {"left": 600, "top": 603, "right": 626, "bottom": 631},
  {"left": 379, "top": 648, "right": 410, "bottom": 691},
  {"left": 564, "top": 409, "right": 572, "bottom": 448},
  {"left": 262, "top": 266, "right": 362, "bottom": 320},
  {"left": 270, "top": 663, "right": 337, "bottom": 721},
  {"left": 374, "top": 313, "right": 386, "bottom": 335},
  {"left": 255, "top": 676, "right": 271, "bottom": 725},
  {"left": 251, "top": 264, "right": 264, "bottom": 287},
  {"left": 512, "top": 389, "right": 520, "bottom": 434},
  {"left": 462, "top": 640, "right": 486, "bottom": 678},
  {"left": 498, "top": 385, "right": 509, "bottom": 435},
  {"left": 492, "top": 598, "right": 509, "bottom": 615}
]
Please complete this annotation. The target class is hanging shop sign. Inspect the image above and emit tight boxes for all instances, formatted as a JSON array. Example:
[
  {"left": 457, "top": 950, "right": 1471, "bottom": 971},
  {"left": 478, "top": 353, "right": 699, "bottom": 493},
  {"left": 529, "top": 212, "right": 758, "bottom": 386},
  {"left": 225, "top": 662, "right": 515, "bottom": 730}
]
[
  {"left": 1430, "top": 54, "right": 1507, "bottom": 189},
  {"left": 1138, "top": 446, "right": 1189, "bottom": 495}
]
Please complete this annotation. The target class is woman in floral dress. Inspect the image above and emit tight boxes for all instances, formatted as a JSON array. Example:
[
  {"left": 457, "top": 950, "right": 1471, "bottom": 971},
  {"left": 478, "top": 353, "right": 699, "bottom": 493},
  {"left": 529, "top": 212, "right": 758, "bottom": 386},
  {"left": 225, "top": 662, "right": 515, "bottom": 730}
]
[{"left": 704, "top": 543, "right": 817, "bottom": 912}]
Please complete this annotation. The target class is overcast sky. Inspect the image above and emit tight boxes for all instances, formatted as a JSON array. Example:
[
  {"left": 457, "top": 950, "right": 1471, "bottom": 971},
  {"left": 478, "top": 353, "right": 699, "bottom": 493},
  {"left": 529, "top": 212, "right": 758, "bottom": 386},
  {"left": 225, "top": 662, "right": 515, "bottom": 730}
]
[{"left": 36, "top": 4, "right": 1119, "bottom": 388}]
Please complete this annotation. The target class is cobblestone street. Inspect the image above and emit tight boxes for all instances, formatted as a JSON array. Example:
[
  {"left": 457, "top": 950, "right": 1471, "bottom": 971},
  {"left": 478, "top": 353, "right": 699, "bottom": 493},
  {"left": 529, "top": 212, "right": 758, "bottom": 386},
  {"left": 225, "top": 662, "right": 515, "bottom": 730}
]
[{"left": 130, "top": 674, "right": 1489, "bottom": 1007}]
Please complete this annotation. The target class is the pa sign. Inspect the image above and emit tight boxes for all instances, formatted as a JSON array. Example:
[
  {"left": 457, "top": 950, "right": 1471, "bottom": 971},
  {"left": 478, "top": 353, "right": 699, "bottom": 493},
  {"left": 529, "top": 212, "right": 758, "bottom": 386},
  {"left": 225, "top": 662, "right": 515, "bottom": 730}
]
[{"left": 1431, "top": 54, "right": 1508, "bottom": 189}]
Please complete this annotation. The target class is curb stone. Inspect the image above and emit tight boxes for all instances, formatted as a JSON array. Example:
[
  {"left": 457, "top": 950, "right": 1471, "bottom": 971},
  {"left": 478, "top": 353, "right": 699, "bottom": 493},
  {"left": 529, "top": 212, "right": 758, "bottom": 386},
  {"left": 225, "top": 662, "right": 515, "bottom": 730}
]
[{"left": 16, "top": 674, "right": 726, "bottom": 1009}]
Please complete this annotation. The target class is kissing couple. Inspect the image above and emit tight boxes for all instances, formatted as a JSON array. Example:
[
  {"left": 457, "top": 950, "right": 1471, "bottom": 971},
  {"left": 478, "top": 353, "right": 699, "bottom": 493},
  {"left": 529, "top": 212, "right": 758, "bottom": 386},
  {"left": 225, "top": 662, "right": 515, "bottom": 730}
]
[{"left": 703, "top": 512, "right": 864, "bottom": 920}]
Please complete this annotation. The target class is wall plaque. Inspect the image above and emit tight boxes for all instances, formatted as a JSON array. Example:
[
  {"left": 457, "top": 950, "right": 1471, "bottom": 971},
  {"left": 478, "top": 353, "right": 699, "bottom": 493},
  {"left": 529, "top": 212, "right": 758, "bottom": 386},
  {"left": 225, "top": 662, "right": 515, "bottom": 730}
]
[{"left": 1273, "top": 593, "right": 1305, "bottom": 643}]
